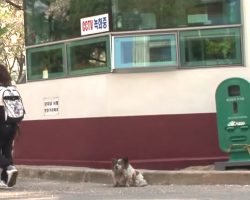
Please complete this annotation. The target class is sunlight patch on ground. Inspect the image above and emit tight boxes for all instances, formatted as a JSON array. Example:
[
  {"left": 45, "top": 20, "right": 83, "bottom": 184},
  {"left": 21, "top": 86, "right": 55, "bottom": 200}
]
[{"left": 0, "top": 191, "right": 59, "bottom": 200}]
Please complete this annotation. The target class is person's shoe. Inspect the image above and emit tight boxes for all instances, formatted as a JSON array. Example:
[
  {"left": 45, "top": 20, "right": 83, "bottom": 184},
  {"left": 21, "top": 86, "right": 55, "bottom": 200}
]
[
  {"left": 0, "top": 180, "right": 9, "bottom": 189},
  {"left": 6, "top": 165, "right": 18, "bottom": 187}
]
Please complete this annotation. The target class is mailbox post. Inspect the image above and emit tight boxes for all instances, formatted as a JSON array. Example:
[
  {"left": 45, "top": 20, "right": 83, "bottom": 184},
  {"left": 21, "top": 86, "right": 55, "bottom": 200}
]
[{"left": 215, "top": 77, "right": 250, "bottom": 170}]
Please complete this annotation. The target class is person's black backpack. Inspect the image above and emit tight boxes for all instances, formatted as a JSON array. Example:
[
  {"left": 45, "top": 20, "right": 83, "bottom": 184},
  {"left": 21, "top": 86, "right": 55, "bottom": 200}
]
[{"left": 0, "top": 86, "right": 25, "bottom": 123}]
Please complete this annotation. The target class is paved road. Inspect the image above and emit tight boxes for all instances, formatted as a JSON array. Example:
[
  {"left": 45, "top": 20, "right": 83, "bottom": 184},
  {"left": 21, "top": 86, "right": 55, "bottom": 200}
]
[{"left": 1, "top": 177, "right": 250, "bottom": 200}]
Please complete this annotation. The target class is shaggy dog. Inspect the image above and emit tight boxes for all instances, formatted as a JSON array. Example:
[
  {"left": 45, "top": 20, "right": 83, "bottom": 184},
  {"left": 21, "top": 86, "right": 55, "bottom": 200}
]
[{"left": 112, "top": 158, "right": 147, "bottom": 187}]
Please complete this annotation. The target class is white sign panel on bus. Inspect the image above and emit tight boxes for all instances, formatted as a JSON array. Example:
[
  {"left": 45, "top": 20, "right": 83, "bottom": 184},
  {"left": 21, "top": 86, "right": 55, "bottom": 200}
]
[
  {"left": 80, "top": 13, "right": 109, "bottom": 36},
  {"left": 44, "top": 97, "right": 59, "bottom": 116}
]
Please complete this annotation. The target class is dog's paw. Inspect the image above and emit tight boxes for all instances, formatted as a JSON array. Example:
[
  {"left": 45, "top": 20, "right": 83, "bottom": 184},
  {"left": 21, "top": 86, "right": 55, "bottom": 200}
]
[
  {"left": 125, "top": 183, "right": 130, "bottom": 187},
  {"left": 139, "top": 181, "right": 148, "bottom": 187}
]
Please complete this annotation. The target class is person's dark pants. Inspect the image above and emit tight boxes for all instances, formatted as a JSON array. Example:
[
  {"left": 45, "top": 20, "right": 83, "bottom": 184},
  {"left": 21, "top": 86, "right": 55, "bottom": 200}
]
[{"left": 0, "top": 123, "right": 17, "bottom": 182}]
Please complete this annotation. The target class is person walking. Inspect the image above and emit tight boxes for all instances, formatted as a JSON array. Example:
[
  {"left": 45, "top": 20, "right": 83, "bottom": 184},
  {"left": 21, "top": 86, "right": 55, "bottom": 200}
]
[{"left": 0, "top": 64, "right": 19, "bottom": 188}]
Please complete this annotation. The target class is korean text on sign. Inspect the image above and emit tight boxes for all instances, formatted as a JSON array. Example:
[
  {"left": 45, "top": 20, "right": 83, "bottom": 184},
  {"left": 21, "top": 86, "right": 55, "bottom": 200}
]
[
  {"left": 80, "top": 13, "right": 109, "bottom": 36},
  {"left": 44, "top": 97, "right": 59, "bottom": 116}
]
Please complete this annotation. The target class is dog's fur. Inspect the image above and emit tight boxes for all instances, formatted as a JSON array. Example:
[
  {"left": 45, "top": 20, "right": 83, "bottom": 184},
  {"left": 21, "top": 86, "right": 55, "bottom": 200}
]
[{"left": 112, "top": 158, "right": 147, "bottom": 187}]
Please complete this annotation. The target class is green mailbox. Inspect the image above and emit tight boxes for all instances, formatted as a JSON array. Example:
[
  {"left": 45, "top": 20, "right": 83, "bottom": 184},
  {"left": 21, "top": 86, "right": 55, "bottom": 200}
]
[{"left": 215, "top": 77, "right": 250, "bottom": 168}]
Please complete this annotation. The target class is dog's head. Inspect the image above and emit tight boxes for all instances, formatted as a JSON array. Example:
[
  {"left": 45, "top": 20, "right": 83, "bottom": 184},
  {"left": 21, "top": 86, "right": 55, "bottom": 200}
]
[{"left": 112, "top": 158, "right": 129, "bottom": 172}]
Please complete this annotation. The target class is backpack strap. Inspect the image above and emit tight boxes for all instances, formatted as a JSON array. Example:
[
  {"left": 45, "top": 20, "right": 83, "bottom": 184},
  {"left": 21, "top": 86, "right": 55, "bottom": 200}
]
[
  {"left": 0, "top": 86, "right": 7, "bottom": 106},
  {"left": 0, "top": 86, "right": 6, "bottom": 91}
]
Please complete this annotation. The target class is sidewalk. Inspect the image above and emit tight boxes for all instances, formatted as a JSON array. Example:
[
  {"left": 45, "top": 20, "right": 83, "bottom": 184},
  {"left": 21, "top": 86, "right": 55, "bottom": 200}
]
[{"left": 17, "top": 165, "right": 250, "bottom": 185}]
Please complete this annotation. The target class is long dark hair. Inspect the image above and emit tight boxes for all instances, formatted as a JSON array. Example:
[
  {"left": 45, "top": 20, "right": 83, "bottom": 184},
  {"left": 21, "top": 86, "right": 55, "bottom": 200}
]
[{"left": 0, "top": 64, "right": 11, "bottom": 87}]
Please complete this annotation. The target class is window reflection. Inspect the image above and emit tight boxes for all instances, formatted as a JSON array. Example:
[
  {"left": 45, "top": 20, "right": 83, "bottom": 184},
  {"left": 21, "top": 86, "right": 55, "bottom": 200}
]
[
  {"left": 24, "top": 0, "right": 110, "bottom": 45},
  {"left": 70, "top": 42, "right": 107, "bottom": 71},
  {"left": 27, "top": 45, "right": 65, "bottom": 80},
  {"left": 24, "top": 0, "right": 241, "bottom": 46},
  {"left": 112, "top": 0, "right": 241, "bottom": 31},
  {"left": 180, "top": 28, "right": 242, "bottom": 67},
  {"left": 67, "top": 36, "right": 110, "bottom": 75},
  {"left": 114, "top": 34, "right": 177, "bottom": 68}
]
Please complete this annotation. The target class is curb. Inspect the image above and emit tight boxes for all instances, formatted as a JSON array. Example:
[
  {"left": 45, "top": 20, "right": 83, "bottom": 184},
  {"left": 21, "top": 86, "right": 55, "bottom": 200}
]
[
  {"left": 17, "top": 165, "right": 250, "bottom": 185},
  {"left": 17, "top": 165, "right": 113, "bottom": 184}
]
